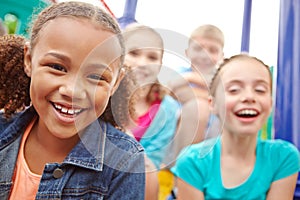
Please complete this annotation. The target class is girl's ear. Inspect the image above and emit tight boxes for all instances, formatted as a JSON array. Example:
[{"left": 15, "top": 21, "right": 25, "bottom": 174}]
[
  {"left": 110, "top": 67, "right": 125, "bottom": 96},
  {"left": 208, "top": 95, "right": 216, "bottom": 114},
  {"left": 184, "top": 48, "right": 189, "bottom": 58},
  {"left": 24, "top": 42, "right": 32, "bottom": 77}
]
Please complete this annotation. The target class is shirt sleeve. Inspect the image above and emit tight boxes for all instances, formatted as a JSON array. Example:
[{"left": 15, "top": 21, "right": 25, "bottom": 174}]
[
  {"left": 171, "top": 146, "right": 206, "bottom": 191},
  {"left": 272, "top": 140, "right": 300, "bottom": 181}
]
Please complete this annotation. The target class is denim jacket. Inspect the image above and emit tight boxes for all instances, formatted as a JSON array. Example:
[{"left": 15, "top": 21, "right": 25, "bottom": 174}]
[{"left": 0, "top": 107, "right": 145, "bottom": 199}]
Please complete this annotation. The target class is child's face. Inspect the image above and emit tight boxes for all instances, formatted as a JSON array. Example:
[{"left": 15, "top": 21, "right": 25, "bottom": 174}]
[
  {"left": 124, "top": 31, "right": 163, "bottom": 85},
  {"left": 24, "top": 17, "right": 123, "bottom": 138},
  {"left": 213, "top": 57, "right": 272, "bottom": 136},
  {"left": 186, "top": 37, "right": 223, "bottom": 74}
]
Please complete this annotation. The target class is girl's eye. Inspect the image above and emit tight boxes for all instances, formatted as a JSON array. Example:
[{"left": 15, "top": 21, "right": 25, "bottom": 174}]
[
  {"left": 148, "top": 55, "right": 159, "bottom": 61},
  {"left": 194, "top": 46, "right": 204, "bottom": 52},
  {"left": 48, "top": 64, "right": 66, "bottom": 72},
  {"left": 255, "top": 86, "right": 267, "bottom": 93},
  {"left": 227, "top": 86, "right": 240, "bottom": 94},
  {"left": 87, "top": 74, "right": 108, "bottom": 82},
  {"left": 208, "top": 47, "right": 219, "bottom": 55},
  {"left": 129, "top": 50, "right": 139, "bottom": 57}
]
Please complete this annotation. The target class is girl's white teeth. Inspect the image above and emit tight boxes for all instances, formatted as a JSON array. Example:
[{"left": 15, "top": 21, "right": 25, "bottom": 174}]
[
  {"left": 54, "top": 103, "right": 82, "bottom": 115},
  {"left": 238, "top": 109, "right": 257, "bottom": 115},
  {"left": 68, "top": 109, "right": 74, "bottom": 115},
  {"left": 61, "top": 107, "right": 68, "bottom": 113}
]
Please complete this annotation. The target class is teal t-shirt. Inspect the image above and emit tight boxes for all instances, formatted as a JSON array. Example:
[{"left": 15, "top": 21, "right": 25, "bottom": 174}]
[
  {"left": 140, "top": 95, "right": 181, "bottom": 168},
  {"left": 171, "top": 137, "right": 300, "bottom": 200}
]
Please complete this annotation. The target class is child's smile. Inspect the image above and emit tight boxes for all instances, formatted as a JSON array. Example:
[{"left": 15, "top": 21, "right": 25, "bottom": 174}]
[
  {"left": 51, "top": 102, "right": 86, "bottom": 124},
  {"left": 234, "top": 108, "right": 259, "bottom": 123}
]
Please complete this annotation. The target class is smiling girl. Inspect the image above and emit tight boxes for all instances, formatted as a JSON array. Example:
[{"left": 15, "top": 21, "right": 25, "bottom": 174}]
[
  {"left": 171, "top": 54, "right": 300, "bottom": 200},
  {"left": 0, "top": 2, "right": 145, "bottom": 199}
]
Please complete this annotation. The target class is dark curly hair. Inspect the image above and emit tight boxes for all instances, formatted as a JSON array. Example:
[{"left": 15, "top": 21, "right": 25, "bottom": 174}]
[
  {"left": 0, "top": 34, "right": 31, "bottom": 119},
  {"left": 104, "top": 69, "right": 136, "bottom": 130}
]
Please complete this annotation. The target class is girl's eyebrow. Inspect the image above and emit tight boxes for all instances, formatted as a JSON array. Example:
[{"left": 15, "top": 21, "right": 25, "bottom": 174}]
[
  {"left": 86, "top": 63, "right": 112, "bottom": 72},
  {"left": 225, "top": 79, "right": 270, "bottom": 86},
  {"left": 44, "top": 52, "right": 113, "bottom": 72},
  {"left": 224, "top": 79, "right": 243, "bottom": 85},
  {"left": 44, "top": 52, "right": 70, "bottom": 63}
]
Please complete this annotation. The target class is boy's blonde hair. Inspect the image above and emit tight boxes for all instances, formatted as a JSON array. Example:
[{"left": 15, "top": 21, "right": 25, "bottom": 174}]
[{"left": 189, "top": 24, "right": 224, "bottom": 48}]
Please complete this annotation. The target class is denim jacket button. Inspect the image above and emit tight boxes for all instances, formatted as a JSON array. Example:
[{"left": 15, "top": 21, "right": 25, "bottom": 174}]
[{"left": 53, "top": 168, "right": 64, "bottom": 178}]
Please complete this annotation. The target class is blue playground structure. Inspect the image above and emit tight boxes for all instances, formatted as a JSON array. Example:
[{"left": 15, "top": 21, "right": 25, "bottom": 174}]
[{"left": 275, "top": 0, "right": 300, "bottom": 198}]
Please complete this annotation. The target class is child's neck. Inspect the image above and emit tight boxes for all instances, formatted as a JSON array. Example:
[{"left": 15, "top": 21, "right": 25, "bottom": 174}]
[
  {"left": 24, "top": 118, "right": 79, "bottom": 174},
  {"left": 220, "top": 133, "right": 257, "bottom": 188},
  {"left": 221, "top": 133, "right": 257, "bottom": 158}
]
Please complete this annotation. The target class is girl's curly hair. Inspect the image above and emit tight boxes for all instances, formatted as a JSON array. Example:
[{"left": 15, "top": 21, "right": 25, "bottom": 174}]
[
  {"left": 0, "top": 34, "right": 31, "bottom": 119},
  {"left": 102, "top": 68, "right": 136, "bottom": 131}
]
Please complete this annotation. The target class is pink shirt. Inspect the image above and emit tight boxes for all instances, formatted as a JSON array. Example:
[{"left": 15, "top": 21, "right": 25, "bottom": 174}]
[
  {"left": 9, "top": 117, "right": 41, "bottom": 200},
  {"left": 131, "top": 99, "right": 161, "bottom": 141}
]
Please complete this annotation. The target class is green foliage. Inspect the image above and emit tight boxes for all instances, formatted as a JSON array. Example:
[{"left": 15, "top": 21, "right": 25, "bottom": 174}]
[{"left": 3, "top": 13, "right": 19, "bottom": 34}]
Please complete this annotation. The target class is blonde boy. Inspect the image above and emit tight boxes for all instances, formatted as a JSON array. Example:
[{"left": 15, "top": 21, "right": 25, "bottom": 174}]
[{"left": 183, "top": 24, "right": 224, "bottom": 76}]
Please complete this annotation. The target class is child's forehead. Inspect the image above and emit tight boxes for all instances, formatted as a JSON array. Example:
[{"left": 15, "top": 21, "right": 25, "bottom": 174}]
[
  {"left": 34, "top": 17, "right": 122, "bottom": 69},
  {"left": 125, "top": 36, "right": 163, "bottom": 52},
  {"left": 124, "top": 29, "right": 163, "bottom": 47},
  {"left": 189, "top": 36, "right": 223, "bottom": 48},
  {"left": 220, "top": 58, "right": 270, "bottom": 79}
]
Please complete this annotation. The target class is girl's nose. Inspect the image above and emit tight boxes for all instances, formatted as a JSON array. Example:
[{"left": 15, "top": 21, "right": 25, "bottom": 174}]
[
  {"left": 59, "top": 76, "right": 87, "bottom": 100},
  {"left": 133, "top": 56, "right": 150, "bottom": 68},
  {"left": 240, "top": 89, "right": 256, "bottom": 103}
]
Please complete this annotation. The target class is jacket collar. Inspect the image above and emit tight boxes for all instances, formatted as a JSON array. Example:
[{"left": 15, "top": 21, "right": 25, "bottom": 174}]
[
  {"left": 1, "top": 107, "right": 106, "bottom": 171},
  {"left": 63, "top": 120, "right": 106, "bottom": 171}
]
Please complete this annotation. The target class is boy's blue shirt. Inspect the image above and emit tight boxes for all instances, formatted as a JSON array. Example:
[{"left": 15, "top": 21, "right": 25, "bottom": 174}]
[{"left": 0, "top": 107, "right": 145, "bottom": 199}]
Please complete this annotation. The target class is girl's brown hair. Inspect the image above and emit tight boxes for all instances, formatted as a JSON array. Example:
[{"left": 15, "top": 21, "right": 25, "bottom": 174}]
[{"left": 0, "top": 34, "right": 31, "bottom": 118}]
